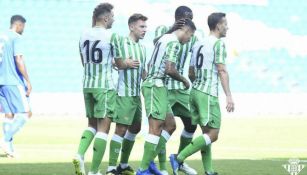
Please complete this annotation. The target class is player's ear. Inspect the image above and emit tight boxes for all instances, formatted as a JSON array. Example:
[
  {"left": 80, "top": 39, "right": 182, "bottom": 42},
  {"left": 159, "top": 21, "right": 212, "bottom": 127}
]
[{"left": 129, "top": 24, "right": 134, "bottom": 31}]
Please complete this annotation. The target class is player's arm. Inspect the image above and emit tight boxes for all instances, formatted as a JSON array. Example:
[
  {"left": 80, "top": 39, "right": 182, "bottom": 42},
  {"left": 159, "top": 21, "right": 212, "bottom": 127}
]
[
  {"left": 217, "top": 64, "right": 234, "bottom": 112},
  {"left": 215, "top": 40, "right": 234, "bottom": 112},
  {"left": 189, "top": 43, "right": 198, "bottom": 82},
  {"left": 189, "top": 66, "right": 195, "bottom": 82},
  {"left": 14, "top": 36, "right": 31, "bottom": 96},
  {"left": 141, "top": 47, "right": 147, "bottom": 80},
  {"left": 141, "top": 69, "right": 147, "bottom": 80},
  {"left": 114, "top": 57, "right": 140, "bottom": 70},
  {"left": 15, "top": 55, "right": 31, "bottom": 96},
  {"left": 165, "top": 61, "right": 189, "bottom": 89},
  {"left": 165, "top": 42, "right": 190, "bottom": 89},
  {"left": 79, "top": 44, "right": 84, "bottom": 67},
  {"left": 111, "top": 33, "right": 140, "bottom": 70}
]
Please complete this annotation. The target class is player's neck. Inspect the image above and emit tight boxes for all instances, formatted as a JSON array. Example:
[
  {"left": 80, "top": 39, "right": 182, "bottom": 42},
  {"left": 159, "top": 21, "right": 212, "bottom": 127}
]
[
  {"left": 129, "top": 33, "right": 139, "bottom": 43},
  {"left": 94, "top": 22, "right": 107, "bottom": 29},
  {"left": 10, "top": 26, "right": 18, "bottom": 33},
  {"left": 210, "top": 31, "right": 221, "bottom": 39}
]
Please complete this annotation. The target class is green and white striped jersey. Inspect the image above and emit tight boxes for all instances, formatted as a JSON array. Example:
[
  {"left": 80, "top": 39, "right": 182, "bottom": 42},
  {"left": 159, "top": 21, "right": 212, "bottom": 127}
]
[
  {"left": 190, "top": 35, "right": 227, "bottom": 97},
  {"left": 154, "top": 25, "right": 198, "bottom": 90},
  {"left": 116, "top": 36, "right": 146, "bottom": 96},
  {"left": 143, "top": 33, "right": 180, "bottom": 87},
  {"left": 80, "top": 27, "right": 121, "bottom": 90}
]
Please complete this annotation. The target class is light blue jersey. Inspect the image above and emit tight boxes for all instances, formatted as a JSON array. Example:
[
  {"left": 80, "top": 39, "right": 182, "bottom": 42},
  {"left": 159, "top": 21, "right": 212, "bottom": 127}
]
[{"left": 0, "top": 30, "right": 25, "bottom": 86}]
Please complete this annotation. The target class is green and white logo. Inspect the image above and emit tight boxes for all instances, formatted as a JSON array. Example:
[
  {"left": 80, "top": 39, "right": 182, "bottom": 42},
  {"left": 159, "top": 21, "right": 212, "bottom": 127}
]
[{"left": 283, "top": 158, "right": 305, "bottom": 175}]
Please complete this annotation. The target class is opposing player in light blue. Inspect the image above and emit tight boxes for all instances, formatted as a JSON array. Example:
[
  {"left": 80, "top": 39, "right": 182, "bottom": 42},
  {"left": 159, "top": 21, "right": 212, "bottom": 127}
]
[{"left": 0, "top": 15, "right": 32, "bottom": 158}]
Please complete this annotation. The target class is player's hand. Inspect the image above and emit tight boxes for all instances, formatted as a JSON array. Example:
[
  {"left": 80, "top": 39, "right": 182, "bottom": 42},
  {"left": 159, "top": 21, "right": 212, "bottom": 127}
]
[
  {"left": 26, "top": 81, "right": 32, "bottom": 97},
  {"left": 28, "top": 110, "right": 32, "bottom": 118},
  {"left": 125, "top": 57, "right": 140, "bottom": 68},
  {"left": 226, "top": 95, "right": 234, "bottom": 112},
  {"left": 112, "top": 59, "right": 118, "bottom": 70},
  {"left": 173, "top": 19, "right": 186, "bottom": 29},
  {"left": 182, "top": 77, "right": 190, "bottom": 90}
]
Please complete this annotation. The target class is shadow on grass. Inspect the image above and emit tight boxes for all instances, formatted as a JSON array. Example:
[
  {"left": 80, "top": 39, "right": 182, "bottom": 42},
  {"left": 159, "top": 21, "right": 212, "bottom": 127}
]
[{"left": 0, "top": 159, "right": 306, "bottom": 175}]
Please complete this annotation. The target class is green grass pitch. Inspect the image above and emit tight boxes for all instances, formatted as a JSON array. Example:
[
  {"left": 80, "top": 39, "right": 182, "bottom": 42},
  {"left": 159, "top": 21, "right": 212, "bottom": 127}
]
[{"left": 1, "top": 115, "right": 307, "bottom": 175}]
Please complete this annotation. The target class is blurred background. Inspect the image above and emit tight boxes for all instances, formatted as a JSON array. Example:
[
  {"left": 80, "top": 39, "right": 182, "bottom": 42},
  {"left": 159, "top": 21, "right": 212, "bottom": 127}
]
[
  {"left": 0, "top": 0, "right": 307, "bottom": 116},
  {"left": 1, "top": 0, "right": 307, "bottom": 117},
  {"left": 0, "top": 1, "right": 307, "bottom": 174}
]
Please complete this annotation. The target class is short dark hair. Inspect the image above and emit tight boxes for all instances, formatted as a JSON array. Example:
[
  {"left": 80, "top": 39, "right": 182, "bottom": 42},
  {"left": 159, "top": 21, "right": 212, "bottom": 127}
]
[
  {"left": 10, "top": 15, "right": 26, "bottom": 25},
  {"left": 175, "top": 6, "right": 193, "bottom": 20},
  {"left": 184, "top": 18, "right": 196, "bottom": 31},
  {"left": 92, "top": 3, "right": 113, "bottom": 24},
  {"left": 208, "top": 12, "right": 226, "bottom": 31},
  {"left": 128, "top": 13, "right": 148, "bottom": 25}
]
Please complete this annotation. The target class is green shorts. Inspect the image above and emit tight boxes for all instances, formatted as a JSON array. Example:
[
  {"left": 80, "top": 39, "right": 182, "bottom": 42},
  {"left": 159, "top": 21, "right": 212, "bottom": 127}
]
[
  {"left": 83, "top": 88, "right": 116, "bottom": 119},
  {"left": 190, "top": 88, "right": 221, "bottom": 128},
  {"left": 142, "top": 85, "right": 168, "bottom": 121},
  {"left": 167, "top": 89, "right": 191, "bottom": 118},
  {"left": 113, "top": 96, "right": 142, "bottom": 125}
]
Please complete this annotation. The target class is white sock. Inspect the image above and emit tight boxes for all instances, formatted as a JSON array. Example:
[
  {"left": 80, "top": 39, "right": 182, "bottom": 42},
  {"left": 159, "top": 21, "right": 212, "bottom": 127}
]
[
  {"left": 203, "top": 134, "right": 212, "bottom": 145},
  {"left": 124, "top": 131, "right": 137, "bottom": 141},
  {"left": 120, "top": 163, "right": 129, "bottom": 169},
  {"left": 181, "top": 129, "right": 194, "bottom": 138}
]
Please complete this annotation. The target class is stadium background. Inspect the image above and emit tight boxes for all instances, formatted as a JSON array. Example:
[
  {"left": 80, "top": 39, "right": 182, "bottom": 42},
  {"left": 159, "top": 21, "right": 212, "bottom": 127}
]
[{"left": 0, "top": 0, "right": 306, "bottom": 175}]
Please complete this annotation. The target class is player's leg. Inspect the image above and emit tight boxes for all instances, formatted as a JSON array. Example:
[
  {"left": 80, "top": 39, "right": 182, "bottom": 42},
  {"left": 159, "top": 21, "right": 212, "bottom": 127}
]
[
  {"left": 200, "top": 97, "right": 221, "bottom": 175},
  {"left": 1, "top": 86, "right": 14, "bottom": 144},
  {"left": 176, "top": 126, "right": 219, "bottom": 163},
  {"left": 170, "top": 90, "right": 221, "bottom": 175},
  {"left": 90, "top": 90, "right": 116, "bottom": 174},
  {"left": 157, "top": 89, "right": 176, "bottom": 173},
  {"left": 177, "top": 115, "right": 198, "bottom": 175},
  {"left": 118, "top": 98, "right": 142, "bottom": 175},
  {"left": 73, "top": 91, "right": 97, "bottom": 175},
  {"left": 106, "top": 123, "right": 127, "bottom": 174},
  {"left": 107, "top": 96, "right": 132, "bottom": 174},
  {"left": 168, "top": 90, "right": 198, "bottom": 174},
  {"left": 137, "top": 86, "right": 167, "bottom": 174},
  {"left": 156, "top": 112, "right": 175, "bottom": 173},
  {"left": 0, "top": 85, "right": 30, "bottom": 157}
]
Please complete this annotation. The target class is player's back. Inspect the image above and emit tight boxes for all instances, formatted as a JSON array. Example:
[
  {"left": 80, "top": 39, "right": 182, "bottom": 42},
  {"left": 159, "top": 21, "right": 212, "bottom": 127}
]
[
  {"left": 144, "top": 33, "right": 180, "bottom": 87},
  {"left": 154, "top": 25, "right": 198, "bottom": 90},
  {"left": 80, "top": 27, "right": 117, "bottom": 90},
  {"left": 0, "top": 30, "right": 24, "bottom": 86},
  {"left": 191, "top": 35, "right": 225, "bottom": 97}
]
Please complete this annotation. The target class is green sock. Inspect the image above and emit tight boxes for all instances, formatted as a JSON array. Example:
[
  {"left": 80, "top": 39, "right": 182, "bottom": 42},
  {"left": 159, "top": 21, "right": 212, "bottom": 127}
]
[
  {"left": 140, "top": 134, "right": 160, "bottom": 170},
  {"left": 178, "top": 136, "right": 193, "bottom": 154},
  {"left": 90, "top": 133, "right": 107, "bottom": 173},
  {"left": 155, "top": 131, "right": 170, "bottom": 171},
  {"left": 108, "top": 135, "right": 123, "bottom": 166},
  {"left": 201, "top": 144, "right": 214, "bottom": 173},
  {"left": 158, "top": 143, "right": 167, "bottom": 170},
  {"left": 77, "top": 128, "right": 95, "bottom": 157},
  {"left": 120, "top": 138, "right": 135, "bottom": 164},
  {"left": 177, "top": 135, "right": 207, "bottom": 162}
]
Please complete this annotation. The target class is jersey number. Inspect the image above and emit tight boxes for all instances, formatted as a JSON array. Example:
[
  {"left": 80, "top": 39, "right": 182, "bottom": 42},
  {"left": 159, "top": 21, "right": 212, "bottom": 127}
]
[
  {"left": 83, "top": 40, "right": 103, "bottom": 64},
  {"left": 196, "top": 46, "right": 204, "bottom": 68}
]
